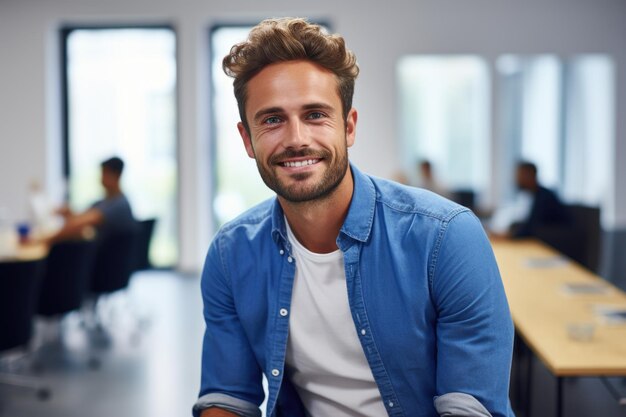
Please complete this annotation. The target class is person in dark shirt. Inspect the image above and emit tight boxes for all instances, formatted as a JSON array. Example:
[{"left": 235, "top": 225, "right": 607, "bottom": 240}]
[
  {"left": 45, "top": 156, "right": 135, "bottom": 244},
  {"left": 510, "top": 161, "right": 571, "bottom": 238},
  {"left": 417, "top": 159, "right": 452, "bottom": 199}
]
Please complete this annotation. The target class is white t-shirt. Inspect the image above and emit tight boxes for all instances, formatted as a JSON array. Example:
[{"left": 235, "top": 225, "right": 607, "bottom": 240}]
[{"left": 285, "top": 220, "right": 387, "bottom": 417}]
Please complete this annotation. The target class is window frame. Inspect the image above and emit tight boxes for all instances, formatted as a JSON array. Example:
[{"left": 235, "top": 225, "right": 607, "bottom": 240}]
[
  {"left": 60, "top": 23, "right": 178, "bottom": 182},
  {"left": 59, "top": 23, "right": 180, "bottom": 268}
]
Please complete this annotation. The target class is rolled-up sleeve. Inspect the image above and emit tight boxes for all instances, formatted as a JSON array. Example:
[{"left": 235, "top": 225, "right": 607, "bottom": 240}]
[
  {"left": 431, "top": 211, "right": 515, "bottom": 417},
  {"left": 193, "top": 236, "right": 264, "bottom": 417},
  {"left": 193, "top": 392, "right": 261, "bottom": 417}
]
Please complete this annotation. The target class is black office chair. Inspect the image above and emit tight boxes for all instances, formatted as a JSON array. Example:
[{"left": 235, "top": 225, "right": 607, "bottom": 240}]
[
  {"left": 534, "top": 204, "right": 601, "bottom": 272},
  {"left": 85, "top": 227, "right": 139, "bottom": 344},
  {"left": 33, "top": 239, "right": 96, "bottom": 368},
  {"left": 91, "top": 228, "right": 138, "bottom": 295},
  {"left": 0, "top": 259, "right": 50, "bottom": 399},
  {"left": 133, "top": 218, "right": 156, "bottom": 271},
  {"left": 568, "top": 204, "right": 602, "bottom": 272},
  {"left": 37, "top": 239, "right": 96, "bottom": 317},
  {"left": 451, "top": 189, "right": 476, "bottom": 212}
]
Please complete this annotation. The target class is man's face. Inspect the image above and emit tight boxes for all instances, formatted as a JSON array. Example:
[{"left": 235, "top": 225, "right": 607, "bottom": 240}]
[
  {"left": 237, "top": 60, "right": 357, "bottom": 203},
  {"left": 516, "top": 167, "right": 534, "bottom": 191},
  {"left": 101, "top": 167, "right": 118, "bottom": 190}
]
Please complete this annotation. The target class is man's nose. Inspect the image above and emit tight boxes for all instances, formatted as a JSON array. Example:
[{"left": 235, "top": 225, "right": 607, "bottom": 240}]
[{"left": 284, "top": 119, "right": 310, "bottom": 148}]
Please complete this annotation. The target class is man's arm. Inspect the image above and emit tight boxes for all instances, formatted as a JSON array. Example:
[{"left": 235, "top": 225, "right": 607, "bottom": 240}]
[
  {"left": 432, "top": 211, "right": 514, "bottom": 417},
  {"left": 45, "top": 208, "right": 103, "bottom": 244},
  {"left": 193, "top": 237, "right": 263, "bottom": 417}
]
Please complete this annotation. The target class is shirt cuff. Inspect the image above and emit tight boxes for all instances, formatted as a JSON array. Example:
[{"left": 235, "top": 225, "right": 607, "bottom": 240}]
[
  {"left": 192, "top": 392, "right": 262, "bottom": 417},
  {"left": 434, "top": 392, "right": 492, "bottom": 417}
]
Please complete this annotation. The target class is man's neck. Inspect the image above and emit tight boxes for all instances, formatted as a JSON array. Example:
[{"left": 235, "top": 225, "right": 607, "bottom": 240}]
[
  {"left": 105, "top": 187, "right": 122, "bottom": 199},
  {"left": 280, "top": 170, "right": 354, "bottom": 254}
]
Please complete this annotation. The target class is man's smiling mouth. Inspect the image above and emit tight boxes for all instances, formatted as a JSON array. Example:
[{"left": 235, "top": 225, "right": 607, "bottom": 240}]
[{"left": 282, "top": 159, "right": 320, "bottom": 168}]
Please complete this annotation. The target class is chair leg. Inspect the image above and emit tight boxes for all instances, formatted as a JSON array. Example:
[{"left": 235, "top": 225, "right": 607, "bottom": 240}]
[{"left": 0, "top": 373, "right": 51, "bottom": 400}]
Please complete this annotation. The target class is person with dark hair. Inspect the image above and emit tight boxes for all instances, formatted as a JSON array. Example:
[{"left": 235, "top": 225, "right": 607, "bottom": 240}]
[
  {"left": 100, "top": 156, "right": 125, "bottom": 176},
  {"left": 418, "top": 159, "right": 451, "bottom": 199},
  {"left": 195, "top": 18, "right": 514, "bottom": 417},
  {"left": 509, "top": 161, "right": 571, "bottom": 238},
  {"left": 44, "top": 156, "right": 135, "bottom": 244}
]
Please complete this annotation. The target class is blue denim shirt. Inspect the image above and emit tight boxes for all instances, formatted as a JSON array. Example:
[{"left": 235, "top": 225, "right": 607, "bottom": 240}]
[{"left": 195, "top": 164, "right": 515, "bottom": 417}]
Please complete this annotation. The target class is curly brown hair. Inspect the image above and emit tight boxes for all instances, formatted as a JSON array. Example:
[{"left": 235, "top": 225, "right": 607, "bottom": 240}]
[{"left": 222, "top": 17, "right": 359, "bottom": 133}]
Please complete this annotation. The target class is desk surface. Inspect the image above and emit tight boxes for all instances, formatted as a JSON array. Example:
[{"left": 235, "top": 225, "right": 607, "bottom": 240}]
[
  {"left": 0, "top": 243, "right": 47, "bottom": 263},
  {"left": 492, "top": 239, "right": 626, "bottom": 376}
]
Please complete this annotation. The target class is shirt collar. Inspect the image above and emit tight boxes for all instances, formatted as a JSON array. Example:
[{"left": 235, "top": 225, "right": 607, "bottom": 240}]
[
  {"left": 270, "top": 162, "right": 376, "bottom": 247},
  {"left": 340, "top": 163, "right": 376, "bottom": 243}
]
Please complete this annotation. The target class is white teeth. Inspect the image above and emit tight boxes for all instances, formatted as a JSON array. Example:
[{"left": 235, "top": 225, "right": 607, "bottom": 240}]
[{"left": 283, "top": 159, "right": 318, "bottom": 168}]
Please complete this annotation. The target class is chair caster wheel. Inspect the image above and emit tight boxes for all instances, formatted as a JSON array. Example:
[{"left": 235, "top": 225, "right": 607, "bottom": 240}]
[{"left": 37, "top": 388, "right": 51, "bottom": 401}]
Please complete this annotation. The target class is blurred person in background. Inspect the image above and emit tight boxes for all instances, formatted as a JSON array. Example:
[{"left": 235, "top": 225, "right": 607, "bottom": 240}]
[
  {"left": 43, "top": 156, "right": 135, "bottom": 244},
  {"left": 509, "top": 160, "right": 572, "bottom": 238},
  {"left": 490, "top": 161, "right": 571, "bottom": 239},
  {"left": 417, "top": 159, "right": 451, "bottom": 199}
]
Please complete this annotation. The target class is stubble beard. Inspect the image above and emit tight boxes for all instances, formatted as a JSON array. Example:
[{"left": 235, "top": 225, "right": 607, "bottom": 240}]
[{"left": 255, "top": 143, "right": 349, "bottom": 204}]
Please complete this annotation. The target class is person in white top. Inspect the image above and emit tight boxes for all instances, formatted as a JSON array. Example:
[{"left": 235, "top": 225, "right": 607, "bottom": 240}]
[{"left": 195, "top": 17, "right": 514, "bottom": 417}]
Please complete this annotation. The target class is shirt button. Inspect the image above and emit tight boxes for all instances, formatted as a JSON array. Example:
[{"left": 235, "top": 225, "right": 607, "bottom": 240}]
[
  {"left": 287, "top": 256, "right": 293, "bottom": 263},
  {"left": 389, "top": 401, "right": 394, "bottom": 407},
  {"left": 361, "top": 329, "right": 366, "bottom": 336},
  {"left": 279, "top": 308, "right": 288, "bottom": 317},
  {"left": 271, "top": 369, "right": 280, "bottom": 377},
  {"left": 279, "top": 249, "right": 284, "bottom": 255}
]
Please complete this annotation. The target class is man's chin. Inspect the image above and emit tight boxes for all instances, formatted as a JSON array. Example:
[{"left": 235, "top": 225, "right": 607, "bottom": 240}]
[
  {"left": 276, "top": 182, "right": 319, "bottom": 203},
  {"left": 288, "top": 171, "right": 315, "bottom": 182},
  {"left": 276, "top": 179, "right": 343, "bottom": 203}
]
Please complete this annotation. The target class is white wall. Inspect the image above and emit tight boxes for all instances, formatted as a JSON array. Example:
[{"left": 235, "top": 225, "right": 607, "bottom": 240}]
[{"left": 1, "top": 0, "right": 625, "bottom": 271}]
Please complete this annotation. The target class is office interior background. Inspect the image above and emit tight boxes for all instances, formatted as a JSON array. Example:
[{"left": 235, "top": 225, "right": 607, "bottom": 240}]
[{"left": 1, "top": 0, "right": 625, "bottom": 416}]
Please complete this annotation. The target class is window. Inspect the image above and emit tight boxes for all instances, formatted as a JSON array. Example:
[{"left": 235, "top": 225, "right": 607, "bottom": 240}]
[
  {"left": 561, "top": 56, "right": 615, "bottom": 211},
  {"left": 496, "top": 55, "right": 562, "bottom": 194},
  {"left": 62, "top": 26, "right": 178, "bottom": 267},
  {"left": 398, "top": 53, "right": 615, "bottom": 225},
  {"left": 397, "top": 56, "right": 490, "bottom": 199},
  {"left": 496, "top": 54, "right": 615, "bottom": 223}
]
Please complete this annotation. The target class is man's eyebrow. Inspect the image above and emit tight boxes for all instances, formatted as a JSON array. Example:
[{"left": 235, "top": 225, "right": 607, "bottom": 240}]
[
  {"left": 301, "top": 102, "right": 334, "bottom": 112},
  {"left": 253, "top": 107, "right": 284, "bottom": 123}
]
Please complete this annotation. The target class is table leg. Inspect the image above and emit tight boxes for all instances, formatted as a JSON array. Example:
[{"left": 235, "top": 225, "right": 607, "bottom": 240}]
[
  {"left": 526, "top": 347, "right": 533, "bottom": 417},
  {"left": 556, "top": 376, "right": 563, "bottom": 417}
]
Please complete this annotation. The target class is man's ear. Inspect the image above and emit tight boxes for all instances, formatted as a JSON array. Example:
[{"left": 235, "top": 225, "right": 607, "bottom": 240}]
[
  {"left": 238, "top": 122, "right": 255, "bottom": 158},
  {"left": 345, "top": 108, "right": 358, "bottom": 148}
]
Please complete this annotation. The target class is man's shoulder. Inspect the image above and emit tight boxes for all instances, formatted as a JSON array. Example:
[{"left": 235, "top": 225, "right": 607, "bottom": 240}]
[
  {"left": 216, "top": 197, "right": 276, "bottom": 237},
  {"left": 536, "top": 185, "right": 565, "bottom": 205},
  {"left": 368, "top": 174, "right": 467, "bottom": 222},
  {"left": 93, "top": 193, "right": 129, "bottom": 209},
  {"left": 92, "top": 194, "right": 133, "bottom": 218}
]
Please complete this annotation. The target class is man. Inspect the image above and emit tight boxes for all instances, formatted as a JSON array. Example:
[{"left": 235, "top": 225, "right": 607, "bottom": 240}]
[
  {"left": 195, "top": 18, "right": 514, "bottom": 417},
  {"left": 509, "top": 161, "right": 571, "bottom": 238},
  {"left": 46, "top": 156, "right": 135, "bottom": 244},
  {"left": 417, "top": 159, "right": 451, "bottom": 199}
]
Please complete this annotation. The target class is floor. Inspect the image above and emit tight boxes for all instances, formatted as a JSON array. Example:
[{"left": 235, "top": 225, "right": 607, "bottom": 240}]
[
  {"left": 1, "top": 270, "right": 624, "bottom": 417},
  {"left": 0, "top": 270, "right": 206, "bottom": 417}
]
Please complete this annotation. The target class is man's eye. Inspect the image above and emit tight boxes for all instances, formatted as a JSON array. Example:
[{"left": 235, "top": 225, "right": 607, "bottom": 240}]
[
  {"left": 264, "top": 116, "right": 282, "bottom": 124},
  {"left": 306, "top": 112, "right": 325, "bottom": 120}
]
